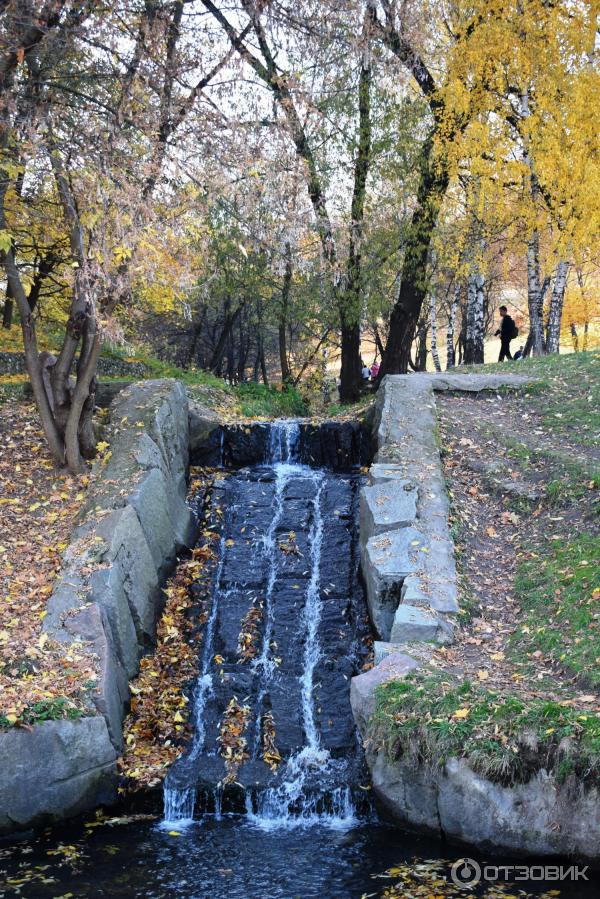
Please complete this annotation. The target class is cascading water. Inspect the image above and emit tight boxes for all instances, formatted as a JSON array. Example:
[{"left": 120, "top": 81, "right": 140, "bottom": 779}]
[
  {"left": 267, "top": 418, "right": 301, "bottom": 464},
  {"left": 163, "top": 418, "right": 370, "bottom": 829}
]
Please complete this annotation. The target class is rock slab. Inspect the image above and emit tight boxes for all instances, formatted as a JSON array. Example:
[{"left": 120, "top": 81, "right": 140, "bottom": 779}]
[{"left": 0, "top": 718, "right": 117, "bottom": 834}]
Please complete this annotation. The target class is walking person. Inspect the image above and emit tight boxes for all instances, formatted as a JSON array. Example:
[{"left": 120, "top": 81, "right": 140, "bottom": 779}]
[{"left": 495, "top": 305, "right": 517, "bottom": 362}]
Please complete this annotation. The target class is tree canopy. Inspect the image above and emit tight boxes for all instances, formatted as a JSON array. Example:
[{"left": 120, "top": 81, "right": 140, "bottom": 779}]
[{"left": 0, "top": 0, "right": 598, "bottom": 467}]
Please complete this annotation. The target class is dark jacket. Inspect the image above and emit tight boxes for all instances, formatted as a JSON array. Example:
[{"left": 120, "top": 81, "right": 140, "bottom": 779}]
[{"left": 499, "top": 314, "right": 515, "bottom": 339}]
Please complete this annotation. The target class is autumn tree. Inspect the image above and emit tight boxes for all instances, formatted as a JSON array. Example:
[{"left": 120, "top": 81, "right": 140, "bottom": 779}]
[{"left": 1, "top": 1, "right": 233, "bottom": 470}]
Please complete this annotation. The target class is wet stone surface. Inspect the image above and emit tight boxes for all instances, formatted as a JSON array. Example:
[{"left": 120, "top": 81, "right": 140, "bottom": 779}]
[{"left": 165, "top": 434, "right": 372, "bottom": 817}]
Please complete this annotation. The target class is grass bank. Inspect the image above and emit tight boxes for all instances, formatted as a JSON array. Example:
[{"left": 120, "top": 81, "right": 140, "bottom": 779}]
[{"left": 373, "top": 351, "right": 600, "bottom": 787}]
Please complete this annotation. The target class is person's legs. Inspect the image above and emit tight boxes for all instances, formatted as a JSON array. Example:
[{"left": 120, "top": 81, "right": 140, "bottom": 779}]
[{"left": 499, "top": 338, "right": 512, "bottom": 361}]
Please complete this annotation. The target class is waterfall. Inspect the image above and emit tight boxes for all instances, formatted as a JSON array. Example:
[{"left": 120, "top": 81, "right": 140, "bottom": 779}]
[
  {"left": 250, "top": 461, "right": 296, "bottom": 753},
  {"left": 163, "top": 786, "right": 196, "bottom": 827},
  {"left": 268, "top": 419, "right": 300, "bottom": 464},
  {"left": 189, "top": 537, "right": 227, "bottom": 759},
  {"left": 162, "top": 418, "right": 366, "bottom": 829},
  {"left": 247, "top": 472, "right": 357, "bottom": 829}
]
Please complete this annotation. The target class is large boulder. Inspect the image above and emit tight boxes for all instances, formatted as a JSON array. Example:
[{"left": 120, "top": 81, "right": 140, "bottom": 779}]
[
  {"left": 189, "top": 400, "right": 221, "bottom": 463},
  {"left": 369, "top": 752, "right": 600, "bottom": 860},
  {"left": 361, "top": 528, "right": 423, "bottom": 639},
  {"left": 0, "top": 718, "right": 117, "bottom": 835},
  {"left": 360, "top": 480, "right": 417, "bottom": 537}
]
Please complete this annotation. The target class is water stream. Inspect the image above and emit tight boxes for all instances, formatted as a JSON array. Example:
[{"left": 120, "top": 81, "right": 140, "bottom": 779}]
[{"left": 164, "top": 419, "right": 370, "bottom": 827}]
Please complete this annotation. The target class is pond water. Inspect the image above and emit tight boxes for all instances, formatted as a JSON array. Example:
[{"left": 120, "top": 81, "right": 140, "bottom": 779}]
[{"left": 1, "top": 812, "right": 598, "bottom": 898}]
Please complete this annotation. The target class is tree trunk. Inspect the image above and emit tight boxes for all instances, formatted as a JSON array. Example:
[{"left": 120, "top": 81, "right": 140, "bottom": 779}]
[
  {"left": 373, "top": 323, "right": 385, "bottom": 360},
  {"left": 338, "top": 22, "right": 372, "bottom": 402},
  {"left": 260, "top": 343, "right": 268, "bottom": 386},
  {"left": 570, "top": 322, "right": 579, "bottom": 352},
  {"left": 546, "top": 260, "right": 569, "bottom": 353},
  {"left": 429, "top": 294, "right": 441, "bottom": 372},
  {"left": 186, "top": 307, "right": 207, "bottom": 367},
  {"left": 2, "top": 282, "right": 13, "bottom": 328},
  {"left": 64, "top": 332, "right": 101, "bottom": 472},
  {"left": 410, "top": 316, "right": 428, "bottom": 371},
  {"left": 379, "top": 136, "right": 448, "bottom": 376},
  {"left": 464, "top": 269, "right": 485, "bottom": 365},
  {"left": 279, "top": 243, "right": 293, "bottom": 385},
  {"left": 208, "top": 298, "right": 244, "bottom": 373},
  {"left": 526, "top": 231, "right": 546, "bottom": 355},
  {"left": 446, "top": 282, "right": 460, "bottom": 369},
  {"left": 339, "top": 316, "right": 362, "bottom": 401}
]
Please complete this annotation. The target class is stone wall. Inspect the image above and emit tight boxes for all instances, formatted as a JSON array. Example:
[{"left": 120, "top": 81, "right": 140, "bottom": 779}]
[
  {"left": 0, "top": 350, "right": 149, "bottom": 379},
  {"left": 359, "top": 372, "right": 527, "bottom": 655},
  {"left": 349, "top": 373, "right": 600, "bottom": 860},
  {"left": 0, "top": 379, "right": 199, "bottom": 836}
]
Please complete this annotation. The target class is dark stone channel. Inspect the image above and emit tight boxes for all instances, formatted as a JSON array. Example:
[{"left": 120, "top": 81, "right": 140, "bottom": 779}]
[{"left": 164, "top": 420, "right": 373, "bottom": 822}]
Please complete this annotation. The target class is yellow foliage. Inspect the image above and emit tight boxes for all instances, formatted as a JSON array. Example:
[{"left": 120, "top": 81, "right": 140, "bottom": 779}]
[{"left": 436, "top": 0, "right": 599, "bottom": 260}]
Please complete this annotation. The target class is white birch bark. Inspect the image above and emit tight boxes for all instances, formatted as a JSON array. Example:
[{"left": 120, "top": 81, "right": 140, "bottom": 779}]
[
  {"left": 520, "top": 87, "right": 546, "bottom": 356},
  {"left": 546, "top": 260, "right": 569, "bottom": 353},
  {"left": 465, "top": 268, "right": 485, "bottom": 364},
  {"left": 526, "top": 230, "right": 546, "bottom": 355},
  {"left": 446, "top": 282, "right": 460, "bottom": 369},
  {"left": 429, "top": 293, "right": 442, "bottom": 372}
]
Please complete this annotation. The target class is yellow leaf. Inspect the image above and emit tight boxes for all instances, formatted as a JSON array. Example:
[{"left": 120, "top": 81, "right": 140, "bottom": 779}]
[{"left": 452, "top": 707, "right": 470, "bottom": 719}]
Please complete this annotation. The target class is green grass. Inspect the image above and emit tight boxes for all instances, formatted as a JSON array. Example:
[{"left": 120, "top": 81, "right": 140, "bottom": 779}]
[
  {"left": 0, "top": 697, "right": 88, "bottom": 729},
  {"left": 470, "top": 350, "right": 600, "bottom": 446},
  {"left": 235, "top": 382, "right": 306, "bottom": 418},
  {"left": 60, "top": 326, "right": 310, "bottom": 418},
  {"left": 1, "top": 323, "right": 312, "bottom": 418},
  {"left": 0, "top": 374, "right": 29, "bottom": 406},
  {"left": 511, "top": 533, "right": 600, "bottom": 686},
  {"left": 502, "top": 438, "right": 600, "bottom": 503},
  {"left": 373, "top": 672, "right": 600, "bottom": 786}
]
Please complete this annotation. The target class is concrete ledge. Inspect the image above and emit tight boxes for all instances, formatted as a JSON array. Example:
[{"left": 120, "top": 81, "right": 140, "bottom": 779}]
[
  {"left": 369, "top": 751, "right": 600, "bottom": 860},
  {"left": 352, "top": 649, "right": 600, "bottom": 859},
  {"left": 350, "top": 370, "right": 600, "bottom": 860},
  {"left": 359, "top": 480, "right": 417, "bottom": 537}
]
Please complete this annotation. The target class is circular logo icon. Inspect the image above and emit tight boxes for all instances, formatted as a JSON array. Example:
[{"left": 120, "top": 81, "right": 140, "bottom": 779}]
[{"left": 450, "top": 858, "right": 482, "bottom": 888}]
